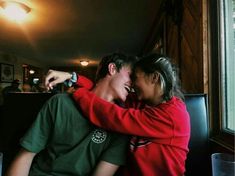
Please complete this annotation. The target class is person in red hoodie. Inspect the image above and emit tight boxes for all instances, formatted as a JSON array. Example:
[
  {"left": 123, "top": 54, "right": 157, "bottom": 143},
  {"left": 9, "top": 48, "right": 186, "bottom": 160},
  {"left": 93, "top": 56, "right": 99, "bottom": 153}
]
[{"left": 45, "top": 53, "right": 190, "bottom": 176}]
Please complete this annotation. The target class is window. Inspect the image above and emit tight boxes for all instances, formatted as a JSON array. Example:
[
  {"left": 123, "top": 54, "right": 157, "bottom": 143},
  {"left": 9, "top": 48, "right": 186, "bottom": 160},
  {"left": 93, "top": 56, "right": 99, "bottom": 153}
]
[
  {"left": 220, "top": 0, "right": 235, "bottom": 132},
  {"left": 210, "top": 0, "right": 235, "bottom": 150}
]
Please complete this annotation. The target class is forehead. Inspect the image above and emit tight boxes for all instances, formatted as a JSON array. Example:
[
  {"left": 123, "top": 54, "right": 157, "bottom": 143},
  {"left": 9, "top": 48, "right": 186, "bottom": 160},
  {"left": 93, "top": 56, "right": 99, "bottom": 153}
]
[
  {"left": 134, "top": 67, "right": 145, "bottom": 76},
  {"left": 120, "top": 64, "right": 132, "bottom": 72}
]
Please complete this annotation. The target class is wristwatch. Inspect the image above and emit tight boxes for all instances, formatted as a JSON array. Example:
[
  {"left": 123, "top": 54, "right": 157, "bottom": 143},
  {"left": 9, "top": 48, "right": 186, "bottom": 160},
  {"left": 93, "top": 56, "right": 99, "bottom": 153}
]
[{"left": 64, "top": 72, "right": 77, "bottom": 87}]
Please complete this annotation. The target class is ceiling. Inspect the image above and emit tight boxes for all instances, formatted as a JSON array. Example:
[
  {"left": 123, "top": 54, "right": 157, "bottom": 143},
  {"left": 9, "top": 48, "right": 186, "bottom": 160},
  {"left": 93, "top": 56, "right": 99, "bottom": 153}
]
[{"left": 0, "top": 0, "right": 163, "bottom": 67}]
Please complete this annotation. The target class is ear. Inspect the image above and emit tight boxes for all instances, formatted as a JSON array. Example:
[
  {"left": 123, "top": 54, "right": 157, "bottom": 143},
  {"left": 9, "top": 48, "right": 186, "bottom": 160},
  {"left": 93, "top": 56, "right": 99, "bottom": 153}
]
[
  {"left": 108, "top": 63, "right": 117, "bottom": 75},
  {"left": 152, "top": 72, "right": 160, "bottom": 84}
]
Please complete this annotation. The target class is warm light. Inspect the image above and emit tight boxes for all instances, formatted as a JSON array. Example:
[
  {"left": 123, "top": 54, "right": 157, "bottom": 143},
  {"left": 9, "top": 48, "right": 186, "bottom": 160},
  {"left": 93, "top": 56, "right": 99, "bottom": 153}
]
[
  {"left": 80, "top": 60, "right": 89, "bottom": 66},
  {"left": 29, "top": 69, "right": 35, "bottom": 74},
  {"left": 0, "top": 1, "right": 31, "bottom": 22}
]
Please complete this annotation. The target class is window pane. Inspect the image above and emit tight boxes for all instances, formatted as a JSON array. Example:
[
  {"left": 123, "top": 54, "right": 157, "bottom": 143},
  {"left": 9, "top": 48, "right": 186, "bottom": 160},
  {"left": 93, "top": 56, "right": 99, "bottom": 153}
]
[{"left": 221, "top": 0, "right": 235, "bottom": 132}]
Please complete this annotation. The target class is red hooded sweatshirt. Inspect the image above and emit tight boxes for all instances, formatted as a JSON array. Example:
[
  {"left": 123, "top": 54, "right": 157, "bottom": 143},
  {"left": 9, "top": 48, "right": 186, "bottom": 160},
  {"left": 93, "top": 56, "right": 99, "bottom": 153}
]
[{"left": 73, "top": 77, "right": 190, "bottom": 176}]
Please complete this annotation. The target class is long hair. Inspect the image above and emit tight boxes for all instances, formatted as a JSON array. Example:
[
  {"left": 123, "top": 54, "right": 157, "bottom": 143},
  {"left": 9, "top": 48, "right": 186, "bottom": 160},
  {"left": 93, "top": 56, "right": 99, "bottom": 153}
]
[{"left": 135, "top": 53, "right": 184, "bottom": 101}]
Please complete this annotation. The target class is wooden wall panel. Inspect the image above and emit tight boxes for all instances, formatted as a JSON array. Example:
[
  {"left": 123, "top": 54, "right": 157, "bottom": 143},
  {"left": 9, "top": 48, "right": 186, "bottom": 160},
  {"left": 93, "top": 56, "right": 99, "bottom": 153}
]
[
  {"left": 165, "top": 0, "right": 207, "bottom": 93},
  {"left": 166, "top": 21, "right": 180, "bottom": 65},
  {"left": 180, "top": 0, "right": 204, "bottom": 93},
  {"left": 142, "top": 0, "right": 208, "bottom": 93}
]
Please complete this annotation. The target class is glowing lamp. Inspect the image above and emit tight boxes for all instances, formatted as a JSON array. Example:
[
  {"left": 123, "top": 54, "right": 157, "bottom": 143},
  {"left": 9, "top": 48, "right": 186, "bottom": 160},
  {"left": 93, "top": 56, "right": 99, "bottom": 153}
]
[
  {"left": 80, "top": 60, "right": 89, "bottom": 66},
  {"left": 0, "top": 1, "right": 31, "bottom": 22}
]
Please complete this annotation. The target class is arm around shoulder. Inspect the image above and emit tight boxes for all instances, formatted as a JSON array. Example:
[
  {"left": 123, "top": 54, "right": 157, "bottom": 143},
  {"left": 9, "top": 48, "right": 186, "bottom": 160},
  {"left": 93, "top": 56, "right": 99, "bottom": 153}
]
[{"left": 5, "top": 148, "right": 36, "bottom": 176}]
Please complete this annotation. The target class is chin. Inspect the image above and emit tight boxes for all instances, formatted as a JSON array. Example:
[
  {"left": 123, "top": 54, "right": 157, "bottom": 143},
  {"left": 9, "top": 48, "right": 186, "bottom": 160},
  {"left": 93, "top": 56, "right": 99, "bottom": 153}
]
[{"left": 121, "top": 97, "right": 126, "bottom": 102}]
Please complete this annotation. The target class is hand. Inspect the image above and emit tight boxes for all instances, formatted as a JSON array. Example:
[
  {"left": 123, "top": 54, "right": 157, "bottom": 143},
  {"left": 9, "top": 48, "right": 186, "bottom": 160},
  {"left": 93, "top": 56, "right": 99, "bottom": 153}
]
[{"left": 45, "top": 69, "right": 72, "bottom": 90}]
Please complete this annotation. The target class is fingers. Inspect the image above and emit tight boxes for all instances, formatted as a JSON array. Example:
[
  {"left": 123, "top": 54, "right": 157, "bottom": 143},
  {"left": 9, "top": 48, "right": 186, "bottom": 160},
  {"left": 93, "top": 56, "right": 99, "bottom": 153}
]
[
  {"left": 45, "top": 70, "right": 55, "bottom": 91},
  {"left": 48, "top": 79, "right": 61, "bottom": 89},
  {"left": 44, "top": 70, "right": 72, "bottom": 91}
]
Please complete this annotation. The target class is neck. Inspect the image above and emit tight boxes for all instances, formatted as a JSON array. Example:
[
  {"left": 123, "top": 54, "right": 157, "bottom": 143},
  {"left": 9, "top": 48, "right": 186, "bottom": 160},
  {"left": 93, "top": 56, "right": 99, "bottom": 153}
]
[
  {"left": 91, "top": 78, "right": 115, "bottom": 103},
  {"left": 150, "top": 84, "right": 165, "bottom": 106}
]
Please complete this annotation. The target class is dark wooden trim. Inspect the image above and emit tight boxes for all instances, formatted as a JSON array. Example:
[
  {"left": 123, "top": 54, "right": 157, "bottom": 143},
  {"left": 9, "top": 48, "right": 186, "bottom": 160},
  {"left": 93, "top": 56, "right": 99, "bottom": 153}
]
[{"left": 208, "top": 0, "right": 235, "bottom": 153}]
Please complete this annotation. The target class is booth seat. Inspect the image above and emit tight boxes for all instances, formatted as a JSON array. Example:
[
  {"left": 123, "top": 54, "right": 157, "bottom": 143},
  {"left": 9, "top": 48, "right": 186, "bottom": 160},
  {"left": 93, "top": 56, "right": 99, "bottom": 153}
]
[{"left": 184, "top": 94, "right": 211, "bottom": 176}]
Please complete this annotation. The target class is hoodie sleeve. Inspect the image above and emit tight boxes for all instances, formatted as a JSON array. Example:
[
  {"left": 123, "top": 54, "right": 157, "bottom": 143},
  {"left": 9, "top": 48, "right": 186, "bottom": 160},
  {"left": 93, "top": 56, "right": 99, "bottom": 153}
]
[
  {"left": 76, "top": 75, "right": 94, "bottom": 89},
  {"left": 73, "top": 88, "right": 179, "bottom": 138}
]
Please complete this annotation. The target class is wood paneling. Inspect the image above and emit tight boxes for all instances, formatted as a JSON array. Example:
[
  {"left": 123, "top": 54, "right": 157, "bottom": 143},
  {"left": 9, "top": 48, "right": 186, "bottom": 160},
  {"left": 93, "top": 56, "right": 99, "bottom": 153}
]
[
  {"left": 181, "top": 0, "right": 203, "bottom": 93},
  {"left": 143, "top": 0, "right": 209, "bottom": 94},
  {"left": 167, "top": 0, "right": 203, "bottom": 93}
]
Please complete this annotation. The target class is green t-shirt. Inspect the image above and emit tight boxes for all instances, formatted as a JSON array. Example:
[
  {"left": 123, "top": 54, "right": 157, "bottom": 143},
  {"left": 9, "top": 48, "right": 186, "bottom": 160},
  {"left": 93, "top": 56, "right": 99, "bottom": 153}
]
[{"left": 20, "top": 93, "right": 128, "bottom": 176}]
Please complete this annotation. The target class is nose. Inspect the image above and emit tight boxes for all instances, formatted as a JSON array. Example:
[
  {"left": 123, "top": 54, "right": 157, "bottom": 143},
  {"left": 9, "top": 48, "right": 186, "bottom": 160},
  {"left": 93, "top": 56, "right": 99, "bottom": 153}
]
[{"left": 127, "top": 76, "right": 132, "bottom": 85}]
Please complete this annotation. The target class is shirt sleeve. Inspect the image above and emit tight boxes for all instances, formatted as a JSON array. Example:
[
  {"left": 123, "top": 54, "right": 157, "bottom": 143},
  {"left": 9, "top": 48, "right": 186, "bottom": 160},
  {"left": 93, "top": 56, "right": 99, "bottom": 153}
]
[
  {"left": 73, "top": 88, "right": 177, "bottom": 138},
  {"left": 100, "top": 134, "right": 129, "bottom": 165},
  {"left": 20, "top": 99, "right": 54, "bottom": 153}
]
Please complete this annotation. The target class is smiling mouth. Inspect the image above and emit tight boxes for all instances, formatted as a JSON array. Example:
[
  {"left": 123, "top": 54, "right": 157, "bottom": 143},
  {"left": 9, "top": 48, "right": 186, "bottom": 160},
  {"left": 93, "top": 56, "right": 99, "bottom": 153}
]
[{"left": 124, "top": 85, "right": 131, "bottom": 93}]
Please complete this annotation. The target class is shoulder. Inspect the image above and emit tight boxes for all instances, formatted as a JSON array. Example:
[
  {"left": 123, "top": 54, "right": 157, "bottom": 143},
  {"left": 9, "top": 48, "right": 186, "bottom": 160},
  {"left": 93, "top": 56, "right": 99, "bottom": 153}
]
[
  {"left": 164, "top": 96, "right": 189, "bottom": 118},
  {"left": 162, "top": 96, "right": 186, "bottom": 108},
  {"left": 151, "top": 96, "right": 187, "bottom": 116},
  {"left": 46, "top": 93, "right": 74, "bottom": 108},
  {"left": 43, "top": 93, "right": 85, "bottom": 121}
]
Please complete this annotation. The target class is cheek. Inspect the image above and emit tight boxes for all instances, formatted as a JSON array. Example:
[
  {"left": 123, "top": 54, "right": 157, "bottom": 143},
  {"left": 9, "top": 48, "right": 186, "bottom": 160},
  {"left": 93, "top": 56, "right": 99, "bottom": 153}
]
[
  {"left": 134, "top": 82, "right": 144, "bottom": 95},
  {"left": 137, "top": 83, "right": 152, "bottom": 98},
  {"left": 136, "top": 79, "right": 146, "bottom": 89}
]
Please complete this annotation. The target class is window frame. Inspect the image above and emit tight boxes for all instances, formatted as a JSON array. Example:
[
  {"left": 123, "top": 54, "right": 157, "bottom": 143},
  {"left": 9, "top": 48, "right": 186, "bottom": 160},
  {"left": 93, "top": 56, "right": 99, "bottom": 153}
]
[{"left": 209, "top": 0, "right": 234, "bottom": 151}]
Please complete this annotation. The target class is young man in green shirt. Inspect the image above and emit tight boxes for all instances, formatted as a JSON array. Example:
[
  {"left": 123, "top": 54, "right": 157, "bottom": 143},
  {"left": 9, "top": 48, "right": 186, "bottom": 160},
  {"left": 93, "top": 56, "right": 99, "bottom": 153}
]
[{"left": 6, "top": 53, "right": 134, "bottom": 176}]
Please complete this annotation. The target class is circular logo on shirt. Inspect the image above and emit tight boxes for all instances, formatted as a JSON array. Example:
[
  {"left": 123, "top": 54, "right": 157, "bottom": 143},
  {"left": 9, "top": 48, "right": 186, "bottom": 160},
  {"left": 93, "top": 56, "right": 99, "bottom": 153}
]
[{"left": 92, "top": 129, "right": 107, "bottom": 144}]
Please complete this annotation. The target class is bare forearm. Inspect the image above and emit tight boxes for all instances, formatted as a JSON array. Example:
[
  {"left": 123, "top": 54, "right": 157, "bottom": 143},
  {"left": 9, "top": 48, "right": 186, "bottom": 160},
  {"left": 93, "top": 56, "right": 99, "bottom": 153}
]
[
  {"left": 5, "top": 149, "right": 36, "bottom": 176},
  {"left": 92, "top": 161, "right": 119, "bottom": 176}
]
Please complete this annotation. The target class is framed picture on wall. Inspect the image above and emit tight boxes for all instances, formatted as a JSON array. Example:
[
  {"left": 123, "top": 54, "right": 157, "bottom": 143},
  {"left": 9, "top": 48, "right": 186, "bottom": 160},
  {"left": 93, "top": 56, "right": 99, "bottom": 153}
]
[{"left": 0, "top": 63, "right": 14, "bottom": 83}]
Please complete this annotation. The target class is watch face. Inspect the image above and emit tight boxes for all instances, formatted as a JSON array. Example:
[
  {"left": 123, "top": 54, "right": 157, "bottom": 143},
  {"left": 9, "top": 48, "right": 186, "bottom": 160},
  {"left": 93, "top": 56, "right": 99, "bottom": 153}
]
[{"left": 71, "top": 72, "right": 77, "bottom": 82}]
